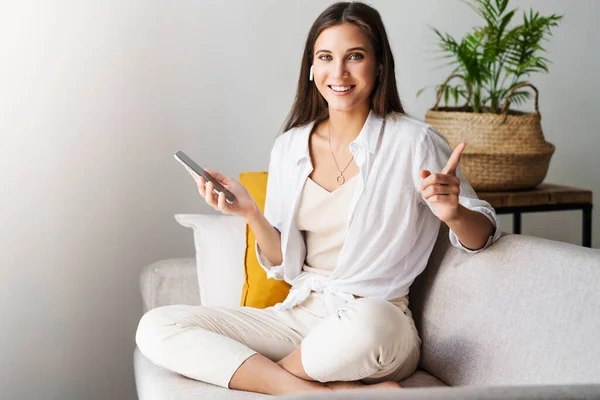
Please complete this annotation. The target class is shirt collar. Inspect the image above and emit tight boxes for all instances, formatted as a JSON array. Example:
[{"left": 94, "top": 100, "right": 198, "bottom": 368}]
[{"left": 293, "top": 109, "right": 385, "bottom": 164}]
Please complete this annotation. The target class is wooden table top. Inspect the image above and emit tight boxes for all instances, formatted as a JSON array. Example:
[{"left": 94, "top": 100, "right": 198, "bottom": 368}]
[{"left": 475, "top": 183, "right": 593, "bottom": 208}]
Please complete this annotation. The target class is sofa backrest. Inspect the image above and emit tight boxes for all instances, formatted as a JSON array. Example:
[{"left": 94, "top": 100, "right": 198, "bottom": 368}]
[{"left": 409, "top": 225, "right": 600, "bottom": 386}]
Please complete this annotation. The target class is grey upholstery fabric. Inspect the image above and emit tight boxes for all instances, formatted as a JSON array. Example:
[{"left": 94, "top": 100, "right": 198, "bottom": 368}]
[
  {"left": 281, "top": 384, "right": 600, "bottom": 400},
  {"left": 410, "top": 225, "right": 600, "bottom": 387},
  {"left": 140, "top": 258, "right": 199, "bottom": 313},
  {"left": 398, "top": 370, "right": 448, "bottom": 388}
]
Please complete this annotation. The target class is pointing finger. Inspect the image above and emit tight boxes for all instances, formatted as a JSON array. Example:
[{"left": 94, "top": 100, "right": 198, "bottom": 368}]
[{"left": 442, "top": 142, "right": 466, "bottom": 175}]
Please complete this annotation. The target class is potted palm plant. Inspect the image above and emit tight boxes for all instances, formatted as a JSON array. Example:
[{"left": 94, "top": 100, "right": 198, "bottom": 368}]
[{"left": 419, "top": 0, "right": 563, "bottom": 191}]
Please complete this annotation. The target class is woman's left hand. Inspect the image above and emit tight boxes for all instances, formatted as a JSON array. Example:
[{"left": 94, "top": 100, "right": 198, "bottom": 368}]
[{"left": 419, "top": 142, "right": 466, "bottom": 223}]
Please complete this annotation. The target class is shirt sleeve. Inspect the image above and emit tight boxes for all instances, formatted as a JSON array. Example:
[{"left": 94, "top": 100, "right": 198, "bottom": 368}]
[
  {"left": 413, "top": 126, "right": 502, "bottom": 254},
  {"left": 254, "top": 136, "right": 285, "bottom": 280}
]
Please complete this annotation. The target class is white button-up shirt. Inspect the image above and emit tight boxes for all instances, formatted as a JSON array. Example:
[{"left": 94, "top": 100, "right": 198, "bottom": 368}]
[{"left": 255, "top": 110, "right": 501, "bottom": 314}]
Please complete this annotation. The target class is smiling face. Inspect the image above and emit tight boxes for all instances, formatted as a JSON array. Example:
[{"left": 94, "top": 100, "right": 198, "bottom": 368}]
[{"left": 312, "top": 23, "right": 379, "bottom": 113}]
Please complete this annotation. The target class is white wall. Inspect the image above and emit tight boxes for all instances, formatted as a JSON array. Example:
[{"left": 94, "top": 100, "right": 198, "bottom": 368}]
[{"left": 0, "top": 1, "right": 597, "bottom": 399}]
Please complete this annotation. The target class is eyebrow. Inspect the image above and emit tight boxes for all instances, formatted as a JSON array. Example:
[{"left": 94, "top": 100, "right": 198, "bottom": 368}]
[{"left": 315, "top": 47, "right": 368, "bottom": 55}]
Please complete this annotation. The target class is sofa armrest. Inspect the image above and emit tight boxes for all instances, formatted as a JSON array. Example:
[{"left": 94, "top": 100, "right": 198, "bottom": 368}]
[{"left": 139, "top": 258, "right": 200, "bottom": 313}]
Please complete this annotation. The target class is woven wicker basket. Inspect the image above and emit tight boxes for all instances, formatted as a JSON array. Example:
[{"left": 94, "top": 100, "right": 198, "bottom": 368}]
[{"left": 424, "top": 77, "right": 555, "bottom": 191}]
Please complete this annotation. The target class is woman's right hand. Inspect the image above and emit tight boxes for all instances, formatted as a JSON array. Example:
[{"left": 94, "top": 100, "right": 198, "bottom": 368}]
[{"left": 191, "top": 167, "right": 259, "bottom": 220}]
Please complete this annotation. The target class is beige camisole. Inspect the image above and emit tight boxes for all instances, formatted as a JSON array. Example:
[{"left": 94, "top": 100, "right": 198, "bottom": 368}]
[{"left": 295, "top": 175, "right": 359, "bottom": 277}]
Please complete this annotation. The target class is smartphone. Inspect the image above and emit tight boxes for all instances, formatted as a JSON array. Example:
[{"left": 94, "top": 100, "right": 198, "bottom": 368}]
[{"left": 174, "top": 151, "right": 236, "bottom": 205}]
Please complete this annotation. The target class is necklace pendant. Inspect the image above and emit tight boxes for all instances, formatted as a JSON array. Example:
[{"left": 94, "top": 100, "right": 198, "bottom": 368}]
[{"left": 336, "top": 174, "right": 345, "bottom": 185}]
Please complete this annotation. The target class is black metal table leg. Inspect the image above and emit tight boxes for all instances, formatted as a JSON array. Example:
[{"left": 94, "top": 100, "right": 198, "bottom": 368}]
[
  {"left": 494, "top": 202, "right": 593, "bottom": 247},
  {"left": 583, "top": 204, "right": 593, "bottom": 248},
  {"left": 513, "top": 212, "right": 522, "bottom": 234}
]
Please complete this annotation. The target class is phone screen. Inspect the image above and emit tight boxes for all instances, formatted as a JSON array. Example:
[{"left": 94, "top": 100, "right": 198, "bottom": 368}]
[{"left": 174, "top": 151, "right": 236, "bottom": 204}]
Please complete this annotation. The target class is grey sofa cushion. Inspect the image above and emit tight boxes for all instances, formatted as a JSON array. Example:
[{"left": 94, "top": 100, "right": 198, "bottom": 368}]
[
  {"left": 410, "top": 226, "right": 600, "bottom": 387},
  {"left": 399, "top": 370, "right": 448, "bottom": 388},
  {"left": 136, "top": 342, "right": 600, "bottom": 399},
  {"left": 281, "top": 383, "right": 600, "bottom": 399}
]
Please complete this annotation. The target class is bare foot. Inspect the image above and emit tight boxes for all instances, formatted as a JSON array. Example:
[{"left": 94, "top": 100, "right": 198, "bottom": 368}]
[
  {"left": 371, "top": 381, "right": 403, "bottom": 389},
  {"left": 325, "top": 381, "right": 365, "bottom": 390},
  {"left": 326, "top": 380, "right": 402, "bottom": 390}
]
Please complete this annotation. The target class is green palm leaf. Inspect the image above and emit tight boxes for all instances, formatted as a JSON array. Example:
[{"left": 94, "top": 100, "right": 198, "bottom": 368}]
[{"left": 424, "top": 0, "right": 562, "bottom": 113}]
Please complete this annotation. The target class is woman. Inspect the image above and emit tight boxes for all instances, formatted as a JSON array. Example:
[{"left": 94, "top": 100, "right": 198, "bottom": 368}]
[{"left": 136, "top": 1, "right": 500, "bottom": 395}]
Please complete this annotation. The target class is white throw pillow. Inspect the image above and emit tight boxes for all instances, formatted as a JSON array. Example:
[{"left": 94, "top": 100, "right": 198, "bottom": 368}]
[{"left": 174, "top": 214, "right": 247, "bottom": 307}]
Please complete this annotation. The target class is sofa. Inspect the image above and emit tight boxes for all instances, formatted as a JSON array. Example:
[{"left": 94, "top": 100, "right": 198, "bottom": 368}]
[{"left": 134, "top": 218, "right": 600, "bottom": 399}]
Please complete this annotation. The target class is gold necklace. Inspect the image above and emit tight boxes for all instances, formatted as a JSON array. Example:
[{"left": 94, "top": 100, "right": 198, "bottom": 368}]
[{"left": 328, "top": 122, "right": 354, "bottom": 185}]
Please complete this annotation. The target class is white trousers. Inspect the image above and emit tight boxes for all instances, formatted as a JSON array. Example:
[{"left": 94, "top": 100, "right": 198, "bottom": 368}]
[{"left": 135, "top": 291, "right": 421, "bottom": 389}]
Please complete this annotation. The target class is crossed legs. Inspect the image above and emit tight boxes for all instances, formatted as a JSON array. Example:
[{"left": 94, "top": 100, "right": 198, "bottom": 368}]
[{"left": 136, "top": 298, "right": 418, "bottom": 395}]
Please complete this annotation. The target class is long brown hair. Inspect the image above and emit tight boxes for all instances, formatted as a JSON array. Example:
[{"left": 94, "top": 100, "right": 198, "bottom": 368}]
[{"left": 280, "top": 1, "right": 405, "bottom": 134}]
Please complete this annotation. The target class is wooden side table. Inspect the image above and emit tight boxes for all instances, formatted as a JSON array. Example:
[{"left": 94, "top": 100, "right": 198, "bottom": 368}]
[{"left": 475, "top": 184, "right": 594, "bottom": 248}]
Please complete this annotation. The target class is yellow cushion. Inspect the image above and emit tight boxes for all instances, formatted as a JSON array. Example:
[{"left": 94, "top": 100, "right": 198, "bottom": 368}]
[{"left": 239, "top": 172, "right": 291, "bottom": 308}]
